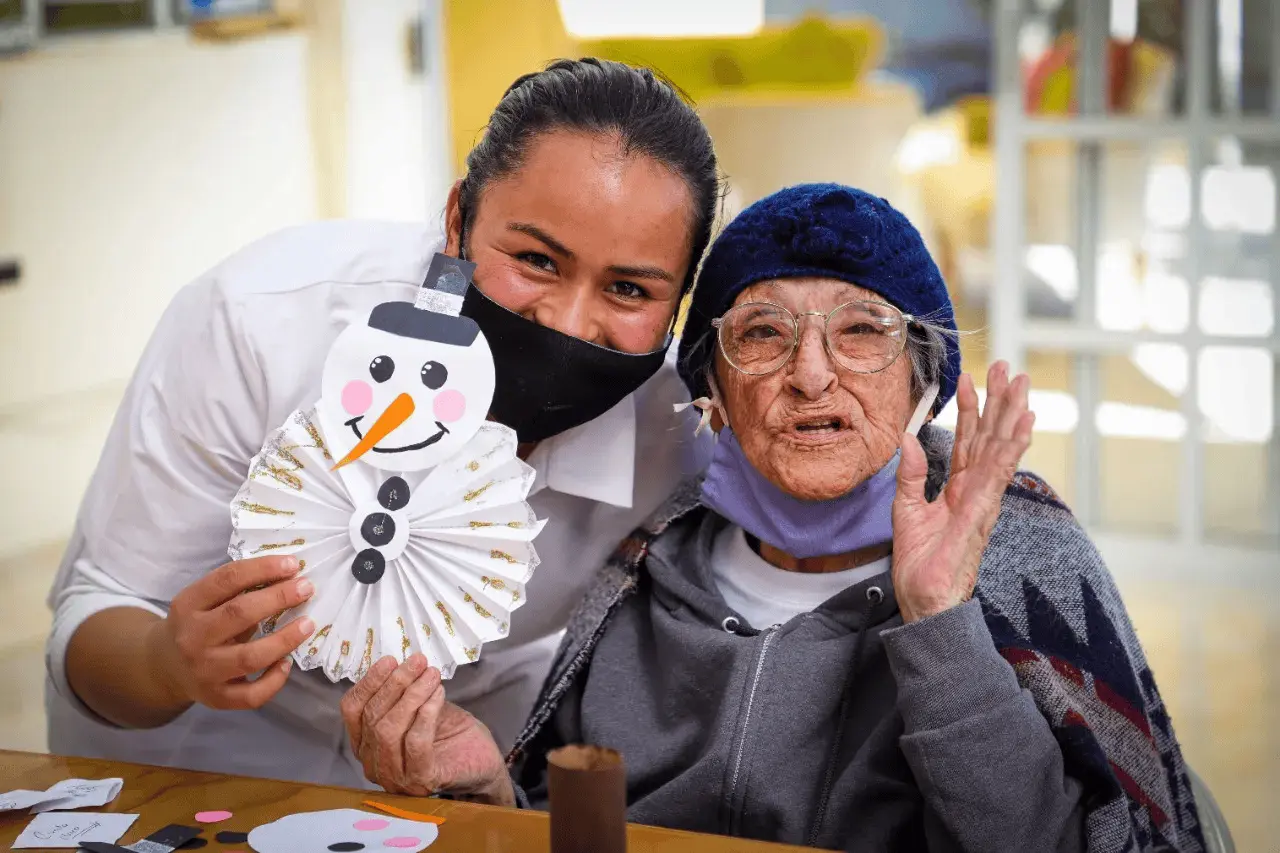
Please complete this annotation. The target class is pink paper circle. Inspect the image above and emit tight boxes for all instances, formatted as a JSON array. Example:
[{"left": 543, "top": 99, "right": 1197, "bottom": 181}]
[
  {"left": 432, "top": 389, "right": 466, "bottom": 423},
  {"left": 383, "top": 838, "right": 421, "bottom": 848},
  {"left": 353, "top": 819, "right": 390, "bottom": 831},
  {"left": 194, "top": 810, "right": 233, "bottom": 823},
  {"left": 342, "top": 380, "right": 374, "bottom": 416}
]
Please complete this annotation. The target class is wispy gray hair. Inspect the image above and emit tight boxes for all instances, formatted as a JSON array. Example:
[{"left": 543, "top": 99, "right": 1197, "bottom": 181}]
[{"left": 904, "top": 318, "right": 959, "bottom": 405}]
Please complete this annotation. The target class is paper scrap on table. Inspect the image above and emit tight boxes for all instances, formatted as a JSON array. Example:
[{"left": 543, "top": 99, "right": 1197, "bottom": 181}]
[
  {"left": 0, "top": 778, "right": 123, "bottom": 813},
  {"left": 11, "top": 812, "right": 138, "bottom": 848}
]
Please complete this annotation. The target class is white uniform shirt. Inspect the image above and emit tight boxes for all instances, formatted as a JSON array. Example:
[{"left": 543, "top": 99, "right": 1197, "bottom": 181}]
[
  {"left": 709, "top": 524, "right": 891, "bottom": 630},
  {"left": 44, "top": 219, "right": 710, "bottom": 786}
]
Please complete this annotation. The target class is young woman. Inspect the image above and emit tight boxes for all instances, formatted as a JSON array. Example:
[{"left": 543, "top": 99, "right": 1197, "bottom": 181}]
[{"left": 46, "top": 58, "right": 720, "bottom": 786}]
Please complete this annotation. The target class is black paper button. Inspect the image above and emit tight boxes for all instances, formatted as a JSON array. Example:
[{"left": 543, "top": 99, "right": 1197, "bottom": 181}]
[
  {"left": 377, "top": 476, "right": 411, "bottom": 511},
  {"left": 361, "top": 512, "right": 396, "bottom": 547},
  {"left": 351, "top": 548, "right": 386, "bottom": 584}
]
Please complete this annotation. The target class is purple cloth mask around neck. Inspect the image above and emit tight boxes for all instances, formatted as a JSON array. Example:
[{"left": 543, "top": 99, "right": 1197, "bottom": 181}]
[{"left": 699, "top": 427, "right": 900, "bottom": 559}]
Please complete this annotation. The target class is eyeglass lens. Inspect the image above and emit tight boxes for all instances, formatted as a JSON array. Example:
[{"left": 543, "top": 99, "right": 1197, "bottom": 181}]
[{"left": 718, "top": 301, "right": 907, "bottom": 375}]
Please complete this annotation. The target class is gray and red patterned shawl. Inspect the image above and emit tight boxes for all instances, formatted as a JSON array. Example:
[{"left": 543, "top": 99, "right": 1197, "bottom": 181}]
[{"left": 509, "top": 425, "right": 1206, "bottom": 853}]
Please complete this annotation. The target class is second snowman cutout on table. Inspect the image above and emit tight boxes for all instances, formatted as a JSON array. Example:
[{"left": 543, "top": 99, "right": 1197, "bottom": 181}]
[
  {"left": 248, "top": 809, "right": 438, "bottom": 853},
  {"left": 229, "top": 254, "right": 544, "bottom": 684}
]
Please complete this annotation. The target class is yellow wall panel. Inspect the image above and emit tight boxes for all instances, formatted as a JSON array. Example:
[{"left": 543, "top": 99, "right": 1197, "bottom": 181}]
[{"left": 443, "top": 0, "right": 578, "bottom": 174}]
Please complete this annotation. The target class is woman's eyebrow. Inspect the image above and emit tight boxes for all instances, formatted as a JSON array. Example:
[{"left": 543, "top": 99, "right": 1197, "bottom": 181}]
[
  {"left": 508, "top": 222, "right": 573, "bottom": 258},
  {"left": 608, "top": 263, "right": 675, "bottom": 283}
]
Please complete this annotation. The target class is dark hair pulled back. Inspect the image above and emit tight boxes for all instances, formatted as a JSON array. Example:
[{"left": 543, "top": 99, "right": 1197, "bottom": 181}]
[{"left": 458, "top": 57, "right": 720, "bottom": 293}]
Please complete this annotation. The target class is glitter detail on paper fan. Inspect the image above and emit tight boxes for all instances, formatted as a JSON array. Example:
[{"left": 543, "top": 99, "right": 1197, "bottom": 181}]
[{"left": 230, "top": 413, "right": 543, "bottom": 684}]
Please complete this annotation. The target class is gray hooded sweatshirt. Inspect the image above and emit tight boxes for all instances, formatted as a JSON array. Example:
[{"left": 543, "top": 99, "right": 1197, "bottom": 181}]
[{"left": 519, "top": 509, "right": 1086, "bottom": 852}]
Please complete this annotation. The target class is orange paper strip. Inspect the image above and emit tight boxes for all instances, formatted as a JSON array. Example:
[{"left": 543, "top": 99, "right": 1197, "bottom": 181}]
[{"left": 361, "top": 800, "right": 447, "bottom": 826}]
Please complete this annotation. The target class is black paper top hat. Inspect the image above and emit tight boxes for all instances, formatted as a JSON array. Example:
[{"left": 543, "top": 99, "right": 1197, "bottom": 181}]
[{"left": 368, "top": 253, "right": 480, "bottom": 346}]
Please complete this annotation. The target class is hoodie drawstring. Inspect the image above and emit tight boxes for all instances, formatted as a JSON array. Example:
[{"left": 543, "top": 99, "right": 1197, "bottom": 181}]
[{"left": 806, "top": 584, "right": 884, "bottom": 847}]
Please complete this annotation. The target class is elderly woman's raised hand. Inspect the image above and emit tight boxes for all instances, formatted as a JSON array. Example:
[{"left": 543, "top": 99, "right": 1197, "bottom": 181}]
[
  {"left": 891, "top": 362, "right": 1034, "bottom": 623},
  {"left": 340, "top": 655, "right": 515, "bottom": 806}
]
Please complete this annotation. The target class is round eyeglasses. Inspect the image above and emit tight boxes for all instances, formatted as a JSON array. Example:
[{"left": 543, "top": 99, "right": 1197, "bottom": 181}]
[{"left": 711, "top": 300, "right": 915, "bottom": 377}]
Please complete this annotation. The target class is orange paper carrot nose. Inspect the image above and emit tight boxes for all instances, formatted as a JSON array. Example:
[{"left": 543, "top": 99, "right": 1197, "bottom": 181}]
[{"left": 332, "top": 392, "right": 416, "bottom": 471}]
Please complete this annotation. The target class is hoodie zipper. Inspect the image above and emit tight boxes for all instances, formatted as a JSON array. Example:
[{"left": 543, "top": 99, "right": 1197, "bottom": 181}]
[{"left": 724, "top": 623, "right": 778, "bottom": 837}]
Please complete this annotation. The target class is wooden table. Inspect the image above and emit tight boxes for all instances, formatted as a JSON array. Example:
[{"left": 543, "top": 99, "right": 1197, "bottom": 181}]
[{"left": 0, "top": 751, "right": 810, "bottom": 853}]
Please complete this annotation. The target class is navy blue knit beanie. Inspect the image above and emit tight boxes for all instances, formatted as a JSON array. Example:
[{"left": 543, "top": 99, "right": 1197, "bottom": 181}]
[{"left": 677, "top": 183, "right": 961, "bottom": 412}]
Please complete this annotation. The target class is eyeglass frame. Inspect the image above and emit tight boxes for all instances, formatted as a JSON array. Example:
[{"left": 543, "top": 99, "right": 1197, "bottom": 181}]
[{"left": 710, "top": 299, "right": 919, "bottom": 377}]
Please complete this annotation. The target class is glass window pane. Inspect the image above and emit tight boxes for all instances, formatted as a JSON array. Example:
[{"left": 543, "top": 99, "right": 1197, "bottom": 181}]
[
  {"left": 0, "top": 1, "right": 22, "bottom": 24},
  {"left": 1018, "top": 0, "right": 1184, "bottom": 119},
  {"left": 1023, "top": 139, "right": 1196, "bottom": 331},
  {"left": 1022, "top": 139, "right": 1086, "bottom": 321},
  {"left": 1210, "top": 0, "right": 1277, "bottom": 116},
  {"left": 1199, "top": 277, "right": 1274, "bottom": 337},
  {"left": 1099, "top": 349, "right": 1184, "bottom": 534},
  {"left": 1201, "top": 163, "right": 1276, "bottom": 235},
  {"left": 952, "top": 348, "right": 1185, "bottom": 534},
  {"left": 1200, "top": 348, "right": 1277, "bottom": 544},
  {"left": 932, "top": 349, "right": 1076, "bottom": 507}
]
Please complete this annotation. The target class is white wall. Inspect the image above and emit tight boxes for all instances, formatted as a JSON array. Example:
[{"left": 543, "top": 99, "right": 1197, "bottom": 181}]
[
  {"left": 0, "top": 31, "right": 319, "bottom": 410},
  {"left": 342, "top": 0, "right": 434, "bottom": 223},
  {"left": 700, "top": 81, "right": 929, "bottom": 228},
  {"left": 0, "top": 10, "right": 452, "bottom": 558},
  {"left": 0, "top": 30, "right": 319, "bottom": 555}
]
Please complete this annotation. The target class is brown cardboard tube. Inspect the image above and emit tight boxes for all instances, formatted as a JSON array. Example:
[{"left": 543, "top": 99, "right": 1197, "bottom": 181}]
[{"left": 548, "top": 744, "right": 627, "bottom": 853}]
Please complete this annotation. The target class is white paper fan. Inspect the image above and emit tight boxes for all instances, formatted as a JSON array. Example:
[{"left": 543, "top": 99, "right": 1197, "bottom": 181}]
[{"left": 230, "top": 408, "right": 544, "bottom": 683}]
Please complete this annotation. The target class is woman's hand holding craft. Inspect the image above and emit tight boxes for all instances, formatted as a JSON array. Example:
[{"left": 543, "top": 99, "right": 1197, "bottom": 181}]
[
  {"left": 144, "top": 554, "right": 316, "bottom": 711},
  {"left": 341, "top": 655, "right": 515, "bottom": 807}
]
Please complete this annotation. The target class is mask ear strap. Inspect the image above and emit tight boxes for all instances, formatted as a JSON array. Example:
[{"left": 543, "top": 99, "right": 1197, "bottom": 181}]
[
  {"left": 673, "top": 372, "right": 728, "bottom": 436},
  {"left": 906, "top": 383, "right": 940, "bottom": 437}
]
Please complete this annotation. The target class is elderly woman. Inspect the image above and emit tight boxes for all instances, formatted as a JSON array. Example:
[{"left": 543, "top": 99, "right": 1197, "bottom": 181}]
[{"left": 341, "top": 186, "right": 1204, "bottom": 853}]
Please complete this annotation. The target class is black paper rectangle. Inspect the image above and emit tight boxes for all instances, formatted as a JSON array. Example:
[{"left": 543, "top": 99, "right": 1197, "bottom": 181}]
[
  {"left": 422, "top": 253, "right": 476, "bottom": 295},
  {"left": 140, "top": 825, "right": 203, "bottom": 849},
  {"left": 78, "top": 843, "right": 132, "bottom": 853}
]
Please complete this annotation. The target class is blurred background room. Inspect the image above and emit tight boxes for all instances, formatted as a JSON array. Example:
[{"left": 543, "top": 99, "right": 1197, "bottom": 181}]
[{"left": 0, "top": 0, "right": 1276, "bottom": 848}]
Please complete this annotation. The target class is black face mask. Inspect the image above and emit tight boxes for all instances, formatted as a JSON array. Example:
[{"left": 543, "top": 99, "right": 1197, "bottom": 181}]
[{"left": 459, "top": 285, "right": 672, "bottom": 443}]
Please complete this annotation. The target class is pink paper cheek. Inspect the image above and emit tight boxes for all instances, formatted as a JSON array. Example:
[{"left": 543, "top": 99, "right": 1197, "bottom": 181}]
[
  {"left": 353, "top": 819, "right": 389, "bottom": 831},
  {"left": 383, "top": 839, "right": 421, "bottom": 849},
  {"left": 432, "top": 389, "right": 466, "bottom": 423},
  {"left": 342, "top": 380, "right": 373, "bottom": 416}
]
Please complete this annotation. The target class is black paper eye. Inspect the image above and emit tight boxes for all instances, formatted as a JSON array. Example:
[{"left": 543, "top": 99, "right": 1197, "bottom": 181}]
[
  {"left": 420, "top": 360, "right": 448, "bottom": 390},
  {"left": 329, "top": 844, "right": 365, "bottom": 852},
  {"left": 369, "top": 356, "right": 395, "bottom": 383}
]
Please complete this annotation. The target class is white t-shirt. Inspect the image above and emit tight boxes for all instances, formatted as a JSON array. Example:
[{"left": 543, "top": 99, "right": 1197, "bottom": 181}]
[
  {"left": 709, "top": 523, "right": 891, "bottom": 629},
  {"left": 45, "top": 219, "right": 711, "bottom": 785}
]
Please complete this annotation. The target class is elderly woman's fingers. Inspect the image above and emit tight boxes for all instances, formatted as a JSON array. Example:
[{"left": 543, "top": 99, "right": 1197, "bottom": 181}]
[
  {"left": 995, "top": 373, "right": 1031, "bottom": 441},
  {"left": 360, "top": 655, "right": 428, "bottom": 728},
  {"left": 403, "top": 686, "right": 449, "bottom": 793},
  {"left": 981, "top": 362, "right": 1010, "bottom": 432},
  {"left": 952, "top": 373, "right": 981, "bottom": 471},
  {"left": 1016, "top": 411, "right": 1036, "bottom": 447},
  {"left": 353, "top": 655, "right": 429, "bottom": 778},
  {"left": 371, "top": 668, "right": 445, "bottom": 791},
  {"left": 896, "top": 430, "right": 930, "bottom": 507},
  {"left": 340, "top": 656, "right": 398, "bottom": 756}
]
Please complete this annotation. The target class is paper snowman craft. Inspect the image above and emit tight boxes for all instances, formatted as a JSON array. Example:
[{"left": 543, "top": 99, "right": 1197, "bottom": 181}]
[
  {"left": 248, "top": 809, "right": 437, "bottom": 853},
  {"left": 229, "top": 254, "right": 544, "bottom": 683}
]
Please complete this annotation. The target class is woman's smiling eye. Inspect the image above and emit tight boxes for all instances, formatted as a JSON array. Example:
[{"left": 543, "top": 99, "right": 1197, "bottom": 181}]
[
  {"left": 608, "top": 281, "right": 650, "bottom": 300},
  {"left": 516, "top": 251, "right": 557, "bottom": 273}
]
